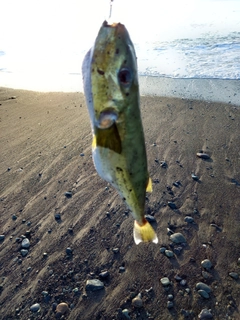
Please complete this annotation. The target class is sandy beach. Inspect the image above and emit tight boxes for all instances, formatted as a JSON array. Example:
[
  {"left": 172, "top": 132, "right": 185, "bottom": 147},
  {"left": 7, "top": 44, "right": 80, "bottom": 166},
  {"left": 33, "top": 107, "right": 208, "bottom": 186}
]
[{"left": 0, "top": 87, "right": 240, "bottom": 319}]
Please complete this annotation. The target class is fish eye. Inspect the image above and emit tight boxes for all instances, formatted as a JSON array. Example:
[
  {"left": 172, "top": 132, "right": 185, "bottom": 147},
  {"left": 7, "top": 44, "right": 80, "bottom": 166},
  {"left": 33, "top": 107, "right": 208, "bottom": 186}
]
[{"left": 118, "top": 68, "right": 132, "bottom": 87}]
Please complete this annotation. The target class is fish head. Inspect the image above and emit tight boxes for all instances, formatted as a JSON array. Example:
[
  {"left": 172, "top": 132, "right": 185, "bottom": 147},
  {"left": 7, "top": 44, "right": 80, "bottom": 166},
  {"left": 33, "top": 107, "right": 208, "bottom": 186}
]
[{"left": 89, "top": 21, "right": 139, "bottom": 129}]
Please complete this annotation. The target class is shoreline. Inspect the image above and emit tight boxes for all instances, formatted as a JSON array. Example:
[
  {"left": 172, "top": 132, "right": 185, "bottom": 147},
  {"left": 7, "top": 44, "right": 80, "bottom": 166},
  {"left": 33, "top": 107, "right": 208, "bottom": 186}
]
[{"left": 1, "top": 76, "right": 239, "bottom": 106}]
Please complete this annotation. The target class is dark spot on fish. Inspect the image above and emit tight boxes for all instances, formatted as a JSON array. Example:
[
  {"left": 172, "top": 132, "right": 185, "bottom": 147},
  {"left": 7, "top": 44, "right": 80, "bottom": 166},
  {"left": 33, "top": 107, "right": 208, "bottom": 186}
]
[
  {"left": 126, "top": 92, "right": 129, "bottom": 97},
  {"left": 115, "top": 48, "right": 119, "bottom": 54},
  {"left": 124, "top": 60, "right": 127, "bottom": 64},
  {"left": 129, "top": 189, "right": 132, "bottom": 192},
  {"left": 107, "top": 51, "right": 110, "bottom": 54},
  {"left": 92, "top": 68, "right": 94, "bottom": 72},
  {"left": 123, "top": 197, "right": 126, "bottom": 201},
  {"left": 97, "top": 68, "right": 105, "bottom": 75},
  {"left": 116, "top": 167, "right": 123, "bottom": 172}
]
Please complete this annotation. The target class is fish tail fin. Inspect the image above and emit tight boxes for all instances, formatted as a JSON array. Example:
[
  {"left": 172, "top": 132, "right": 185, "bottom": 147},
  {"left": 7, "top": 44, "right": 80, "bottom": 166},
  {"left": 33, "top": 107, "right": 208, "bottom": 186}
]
[{"left": 133, "top": 219, "right": 158, "bottom": 245}]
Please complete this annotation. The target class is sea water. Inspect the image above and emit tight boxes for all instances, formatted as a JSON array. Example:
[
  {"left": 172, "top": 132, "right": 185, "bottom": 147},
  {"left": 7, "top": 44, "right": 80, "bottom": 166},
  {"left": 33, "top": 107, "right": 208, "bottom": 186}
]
[{"left": 0, "top": 0, "right": 239, "bottom": 104}]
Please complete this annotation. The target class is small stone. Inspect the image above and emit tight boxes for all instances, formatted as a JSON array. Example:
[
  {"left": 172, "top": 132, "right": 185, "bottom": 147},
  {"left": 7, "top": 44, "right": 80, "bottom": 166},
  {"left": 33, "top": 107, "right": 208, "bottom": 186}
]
[
  {"left": 229, "top": 272, "right": 239, "bottom": 280},
  {"left": 55, "top": 213, "right": 61, "bottom": 220},
  {"left": 196, "top": 282, "right": 211, "bottom": 293},
  {"left": 202, "top": 271, "right": 212, "bottom": 280},
  {"left": 173, "top": 247, "right": 183, "bottom": 255},
  {"left": 56, "top": 302, "right": 69, "bottom": 315},
  {"left": 237, "top": 258, "right": 240, "bottom": 265},
  {"left": 196, "top": 152, "right": 210, "bottom": 159},
  {"left": 201, "top": 259, "right": 212, "bottom": 270},
  {"left": 86, "top": 279, "right": 104, "bottom": 291},
  {"left": 180, "top": 279, "right": 187, "bottom": 286},
  {"left": 80, "top": 153, "right": 85, "bottom": 156},
  {"left": 21, "top": 238, "right": 30, "bottom": 248},
  {"left": 20, "top": 249, "right": 28, "bottom": 257},
  {"left": 43, "top": 252, "right": 48, "bottom": 258},
  {"left": 145, "top": 214, "right": 156, "bottom": 223},
  {"left": 191, "top": 173, "right": 199, "bottom": 181},
  {"left": 184, "top": 216, "right": 194, "bottom": 223},
  {"left": 12, "top": 214, "right": 17, "bottom": 220},
  {"left": 160, "top": 161, "right": 167, "bottom": 168},
  {"left": 112, "top": 248, "right": 119, "bottom": 253},
  {"left": 170, "top": 232, "right": 186, "bottom": 244},
  {"left": 66, "top": 247, "right": 72, "bottom": 255},
  {"left": 168, "top": 202, "right": 177, "bottom": 209},
  {"left": 165, "top": 250, "right": 174, "bottom": 258},
  {"left": 198, "top": 289, "right": 210, "bottom": 299},
  {"left": 0, "top": 235, "right": 5, "bottom": 241},
  {"left": 65, "top": 191, "right": 72, "bottom": 198},
  {"left": 198, "top": 308, "right": 213, "bottom": 319},
  {"left": 160, "top": 277, "right": 170, "bottom": 286},
  {"left": 42, "top": 291, "right": 48, "bottom": 296},
  {"left": 119, "top": 266, "right": 125, "bottom": 273},
  {"left": 99, "top": 271, "right": 109, "bottom": 278},
  {"left": 72, "top": 287, "right": 79, "bottom": 294},
  {"left": 122, "top": 309, "right": 131, "bottom": 319},
  {"left": 160, "top": 247, "right": 166, "bottom": 253},
  {"left": 132, "top": 293, "right": 143, "bottom": 308},
  {"left": 167, "top": 301, "right": 174, "bottom": 309},
  {"left": 30, "top": 303, "right": 40, "bottom": 313},
  {"left": 167, "top": 294, "right": 174, "bottom": 300}
]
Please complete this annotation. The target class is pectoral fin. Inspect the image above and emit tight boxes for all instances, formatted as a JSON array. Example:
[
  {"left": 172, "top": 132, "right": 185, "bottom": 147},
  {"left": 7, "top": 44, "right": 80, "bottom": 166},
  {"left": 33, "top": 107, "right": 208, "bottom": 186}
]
[
  {"left": 92, "top": 123, "right": 122, "bottom": 154},
  {"left": 146, "top": 177, "right": 152, "bottom": 193}
]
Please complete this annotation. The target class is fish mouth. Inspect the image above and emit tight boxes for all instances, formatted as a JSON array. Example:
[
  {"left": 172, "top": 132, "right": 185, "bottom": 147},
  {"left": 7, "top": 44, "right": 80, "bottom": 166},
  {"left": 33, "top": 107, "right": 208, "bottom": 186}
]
[{"left": 96, "top": 109, "right": 118, "bottom": 129}]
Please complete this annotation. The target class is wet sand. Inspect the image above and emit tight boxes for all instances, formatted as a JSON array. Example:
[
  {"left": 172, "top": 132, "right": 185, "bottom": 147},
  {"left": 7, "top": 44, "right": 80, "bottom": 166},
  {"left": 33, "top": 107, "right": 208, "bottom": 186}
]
[{"left": 0, "top": 87, "right": 240, "bottom": 319}]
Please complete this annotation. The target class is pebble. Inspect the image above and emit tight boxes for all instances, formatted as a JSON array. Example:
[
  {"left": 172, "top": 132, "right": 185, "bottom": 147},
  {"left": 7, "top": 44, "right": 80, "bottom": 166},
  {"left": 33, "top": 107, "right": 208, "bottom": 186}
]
[
  {"left": 198, "top": 308, "right": 213, "bottom": 319},
  {"left": 160, "top": 277, "right": 171, "bottom": 286},
  {"left": 198, "top": 289, "right": 210, "bottom": 299},
  {"left": 191, "top": 173, "right": 199, "bottom": 181},
  {"left": 160, "top": 161, "right": 167, "bottom": 168},
  {"left": 132, "top": 293, "right": 143, "bottom": 308},
  {"left": 180, "top": 279, "right": 187, "bottom": 286},
  {"left": 184, "top": 216, "right": 194, "bottom": 223},
  {"left": 112, "top": 248, "right": 119, "bottom": 253},
  {"left": 173, "top": 247, "right": 183, "bottom": 255},
  {"left": 167, "top": 301, "right": 174, "bottom": 309},
  {"left": 119, "top": 266, "right": 125, "bottom": 273},
  {"left": 12, "top": 214, "right": 18, "bottom": 220},
  {"left": 99, "top": 271, "right": 109, "bottom": 278},
  {"left": 56, "top": 302, "right": 69, "bottom": 315},
  {"left": 196, "top": 282, "right": 211, "bottom": 293},
  {"left": 196, "top": 152, "right": 210, "bottom": 159},
  {"left": 21, "top": 238, "right": 30, "bottom": 248},
  {"left": 86, "top": 279, "right": 104, "bottom": 291},
  {"left": 168, "top": 201, "right": 177, "bottom": 209},
  {"left": 20, "top": 249, "right": 28, "bottom": 257},
  {"left": 167, "top": 294, "right": 174, "bottom": 300},
  {"left": 65, "top": 191, "right": 72, "bottom": 198},
  {"left": 145, "top": 214, "right": 156, "bottom": 223},
  {"left": 30, "top": 303, "right": 40, "bottom": 313},
  {"left": 66, "top": 247, "right": 72, "bottom": 255},
  {"left": 229, "top": 272, "right": 239, "bottom": 280},
  {"left": 201, "top": 259, "right": 212, "bottom": 270},
  {"left": 202, "top": 271, "right": 212, "bottom": 280},
  {"left": 160, "top": 247, "right": 166, "bottom": 253},
  {"left": 55, "top": 213, "right": 61, "bottom": 221},
  {"left": 165, "top": 250, "right": 174, "bottom": 258},
  {"left": 122, "top": 309, "right": 131, "bottom": 319},
  {"left": 170, "top": 233, "right": 186, "bottom": 244},
  {"left": 0, "top": 235, "right": 5, "bottom": 241}
]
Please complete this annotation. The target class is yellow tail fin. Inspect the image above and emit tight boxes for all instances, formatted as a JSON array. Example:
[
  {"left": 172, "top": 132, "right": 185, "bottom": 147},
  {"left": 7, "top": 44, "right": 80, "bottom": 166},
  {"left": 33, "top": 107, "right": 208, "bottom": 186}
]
[{"left": 133, "top": 219, "right": 158, "bottom": 245}]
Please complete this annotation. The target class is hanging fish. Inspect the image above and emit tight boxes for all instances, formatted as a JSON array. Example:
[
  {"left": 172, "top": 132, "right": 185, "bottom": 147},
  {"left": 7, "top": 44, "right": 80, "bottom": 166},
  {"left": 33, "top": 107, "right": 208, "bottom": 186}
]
[{"left": 82, "top": 21, "right": 158, "bottom": 245}]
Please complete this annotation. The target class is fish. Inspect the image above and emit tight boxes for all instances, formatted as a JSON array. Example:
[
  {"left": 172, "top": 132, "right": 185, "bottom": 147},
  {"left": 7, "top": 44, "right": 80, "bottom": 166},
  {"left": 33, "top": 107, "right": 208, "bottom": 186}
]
[{"left": 82, "top": 21, "right": 158, "bottom": 245}]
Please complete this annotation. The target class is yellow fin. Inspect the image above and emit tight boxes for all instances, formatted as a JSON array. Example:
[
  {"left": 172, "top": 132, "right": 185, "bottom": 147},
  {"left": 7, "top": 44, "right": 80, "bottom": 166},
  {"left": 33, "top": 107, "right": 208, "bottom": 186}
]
[
  {"left": 133, "top": 219, "right": 158, "bottom": 245},
  {"left": 146, "top": 177, "right": 152, "bottom": 193},
  {"left": 93, "top": 123, "right": 122, "bottom": 154}
]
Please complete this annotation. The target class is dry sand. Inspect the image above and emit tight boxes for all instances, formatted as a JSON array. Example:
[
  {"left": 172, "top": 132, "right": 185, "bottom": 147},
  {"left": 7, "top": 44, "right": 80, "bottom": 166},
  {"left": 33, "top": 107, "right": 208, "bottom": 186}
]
[{"left": 0, "top": 87, "right": 240, "bottom": 319}]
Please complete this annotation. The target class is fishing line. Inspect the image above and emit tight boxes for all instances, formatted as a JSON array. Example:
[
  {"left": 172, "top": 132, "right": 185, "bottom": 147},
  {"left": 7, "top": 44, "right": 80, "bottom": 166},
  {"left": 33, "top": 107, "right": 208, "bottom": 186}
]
[{"left": 109, "top": 0, "right": 114, "bottom": 19}]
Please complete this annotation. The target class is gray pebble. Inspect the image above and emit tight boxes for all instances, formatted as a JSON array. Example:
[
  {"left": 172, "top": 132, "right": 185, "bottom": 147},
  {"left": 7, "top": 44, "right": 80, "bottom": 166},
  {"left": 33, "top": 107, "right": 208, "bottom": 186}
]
[
  {"left": 20, "top": 249, "right": 28, "bottom": 257},
  {"left": 21, "top": 238, "right": 30, "bottom": 249},
  {"left": 86, "top": 279, "right": 104, "bottom": 291},
  {"left": 122, "top": 309, "right": 131, "bottom": 319},
  {"left": 99, "top": 271, "right": 109, "bottom": 278},
  {"left": 30, "top": 303, "right": 40, "bottom": 313},
  {"left": 55, "top": 213, "right": 61, "bottom": 220},
  {"left": 191, "top": 173, "right": 199, "bottom": 181},
  {"left": 184, "top": 216, "right": 194, "bottom": 223},
  {"left": 202, "top": 271, "right": 212, "bottom": 280},
  {"left": 160, "top": 277, "right": 170, "bottom": 286},
  {"left": 167, "top": 301, "right": 174, "bottom": 309},
  {"left": 180, "top": 279, "right": 187, "bottom": 286},
  {"left": 160, "top": 247, "right": 166, "bottom": 253},
  {"left": 229, "top": 272, "right": 239, "bottom": 280},
  {"left": 196, "top": 152, "right": 210, "bottom": 159},
  {"left": 198, "top": 308, "right": 213, "bottom": 319},
  {"left": 145, "top": 214, "right": 156, "bottom": 223},
  {"left": 167, "top": 294, "right": 174, "bottom": 300},
  {"left": 198, "top": 289, "right": 210, "bottom": 299},
  {"left": 201, "top": 259, "right": 212, "bottom": 270},
  {"left": 119, "top": 266, "right": 125, "bottom": 273},
  {"left": 170, "top": 232, "right": 186, "bottom": 244},
  {"left": 12, "top": 214, "right": 17, "bottom": 220},
  {"left": 0, "top": 235, "right": 5, "bottom": 241},
  {"left": 165, "top": 250, "right": 174, "bottom": 258},
  {"left": 132, "top": 293, "right": 143, "bottom": 308},
  {"left": 196, "top": 282, "right": 211, "bottom": 293},
  {"left": 168, "top": 201, "right": 177, "bottom": 209},
  {"left": 65, "top": 191, "right": 72, "bottom": 198},
  {"left": 66, "top": 247, "right": 72, "bottom": 255},
  {"left": 112, "top": 248, "right": 119, "bottom": 253}
]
